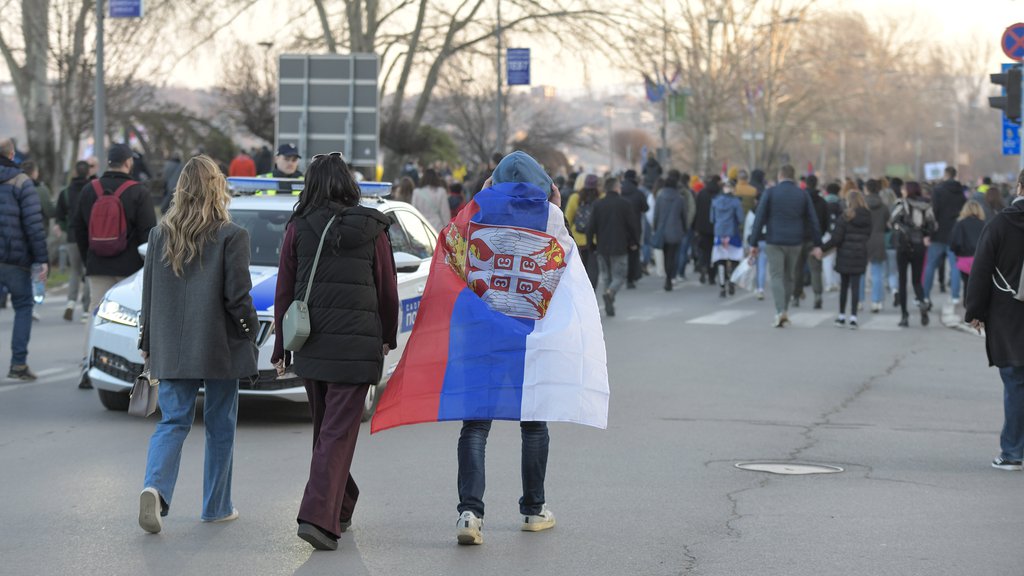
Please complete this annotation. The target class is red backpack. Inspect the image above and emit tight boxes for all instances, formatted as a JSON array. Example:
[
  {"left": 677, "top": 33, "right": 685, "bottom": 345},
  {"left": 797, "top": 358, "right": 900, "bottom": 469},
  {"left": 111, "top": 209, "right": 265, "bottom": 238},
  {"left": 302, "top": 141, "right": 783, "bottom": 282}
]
[{"left": 89, "top": 179, "right": 135, "bottom": 257}]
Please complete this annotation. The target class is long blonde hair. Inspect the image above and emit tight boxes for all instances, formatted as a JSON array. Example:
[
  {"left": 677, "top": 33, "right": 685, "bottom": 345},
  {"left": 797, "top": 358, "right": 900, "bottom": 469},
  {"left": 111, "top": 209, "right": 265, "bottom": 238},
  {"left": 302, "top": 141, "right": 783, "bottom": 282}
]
[
  {"left": 844, "top": 189, "right": 867, "bottom": 220},
  {"left": 160, "top": 155, "right": 231, "bottom": 276},
  {"left": 958, "top": 199, "right": 986, "bottom": 222}
]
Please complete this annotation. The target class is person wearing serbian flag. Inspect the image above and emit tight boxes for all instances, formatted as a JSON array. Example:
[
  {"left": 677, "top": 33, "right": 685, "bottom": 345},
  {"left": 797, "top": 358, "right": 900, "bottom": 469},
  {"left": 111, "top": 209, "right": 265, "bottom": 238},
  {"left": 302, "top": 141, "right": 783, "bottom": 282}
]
[{"left": 371, "top": 151, "right": 610, "bottom": 546}]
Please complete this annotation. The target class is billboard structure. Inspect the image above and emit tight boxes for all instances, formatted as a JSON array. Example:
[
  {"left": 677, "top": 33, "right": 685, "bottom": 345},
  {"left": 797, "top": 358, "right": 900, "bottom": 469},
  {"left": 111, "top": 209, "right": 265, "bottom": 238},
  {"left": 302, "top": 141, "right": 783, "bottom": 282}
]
[{"left": 277, "top": 54, "right": 379, "bottom": 172}]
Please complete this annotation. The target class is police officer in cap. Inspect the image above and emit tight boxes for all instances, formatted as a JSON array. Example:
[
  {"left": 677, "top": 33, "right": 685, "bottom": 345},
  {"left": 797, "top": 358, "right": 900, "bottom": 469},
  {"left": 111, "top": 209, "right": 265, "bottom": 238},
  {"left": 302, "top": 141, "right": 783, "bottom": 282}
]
[{"left": 256, "top": 144, "right": 303, "bottom": 195}]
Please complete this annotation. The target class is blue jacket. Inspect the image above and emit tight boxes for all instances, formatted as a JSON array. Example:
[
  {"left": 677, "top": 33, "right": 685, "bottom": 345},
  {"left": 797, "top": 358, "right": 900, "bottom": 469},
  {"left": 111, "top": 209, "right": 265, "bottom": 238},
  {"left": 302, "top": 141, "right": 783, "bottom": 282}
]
[
  {"left": 0, "top": 157, "right": 48, "bottom": 268},
  {"left": 750, "top": 180, "right": 821, "bottom": 247},
  {"left": 710, "top": 193, "right": 744, "bottom": 239}
]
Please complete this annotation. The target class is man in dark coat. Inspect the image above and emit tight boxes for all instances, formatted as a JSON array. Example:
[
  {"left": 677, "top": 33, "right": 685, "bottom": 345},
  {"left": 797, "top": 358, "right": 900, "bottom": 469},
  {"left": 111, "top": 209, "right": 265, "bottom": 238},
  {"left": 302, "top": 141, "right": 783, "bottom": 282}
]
[
  {"left": 619, "top": 169, "right": 648, "bottom": 287},
  {"left": 55, "top": 160, "right": 94, "bottom": 322},
  {"left": 964, "top": 170, "right": 1024, "bottom": 471},
  {"left": 0, "top": 138, "right": 48, "bottom": 380},
  {"left": 71, "top": 143, "right": 157, "bottom": 386},
  {"left": 653, "top": 170, "right": 687, "bottom": 291},
  {"left": 924, "top": 166, "right": 966, "bottom": 306},
  {"left": 694, "top": 175, "right": 721, "bottom": 284},
  {"left": 793, "top": 174, "right": 828, "bottom": 309},
  {"left": 588, "top": 177, "right": 640, "bottom": 317}
]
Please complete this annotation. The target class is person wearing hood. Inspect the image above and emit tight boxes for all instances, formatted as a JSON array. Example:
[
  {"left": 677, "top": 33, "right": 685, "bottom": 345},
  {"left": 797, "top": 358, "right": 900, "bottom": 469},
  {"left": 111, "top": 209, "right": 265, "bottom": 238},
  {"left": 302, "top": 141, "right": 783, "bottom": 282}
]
[
  {"left": 749, "top": 169, "right": 766, "bottom": 196},
  {"left": 620, "top": 170, "right": 649, "bottom": 287},
  {"left": 890, "top": 181, "right": 937, "bottom": 327},
  {"left": 864, "top": 179, "right": 890, "bottom": 313},
  {"left": 565, "top": 174, "right": 601, "bottom": 288},
  {"left": 0, "top": 138, "right": 48, "bottom": 381},
  {"left": 964, "top": 169, "right": 1024, "bottom": 471},
  {"left": 820, "top": 190, "right": 872, "bottom": 328},
  {"left": 710, "top": 181, "right": 744, "bottom": 297},
  {"left": 55, "top": 160, "right": 94, "bottom": 322},
  {"left": 923, "top": 166, "right": 966, "bottom": 307},
  {"left": 642, "top": 156, "right": 663, "bottom": 191},
  {"left": 271, "top": 152, "right": 399, "bottom": 551}
]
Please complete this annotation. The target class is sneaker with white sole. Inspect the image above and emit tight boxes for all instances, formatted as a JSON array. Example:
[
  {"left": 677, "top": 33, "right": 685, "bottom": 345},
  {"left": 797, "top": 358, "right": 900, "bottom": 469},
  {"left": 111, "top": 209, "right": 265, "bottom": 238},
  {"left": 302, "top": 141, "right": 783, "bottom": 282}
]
[
  {"left": 456, "top": 510, "right": 483, "bottom": 545},
  {"left": 992, "top": 457, "right": 1023, "bottom": 471},
  {"left": 521, "top": 505, "right": 556, "bottom": 532},
  {"left": 139, "top": 487, "right": 163, "bottom": 534},
  {"left": 202, "top": 508, "right": 239, "bottom": 523}
]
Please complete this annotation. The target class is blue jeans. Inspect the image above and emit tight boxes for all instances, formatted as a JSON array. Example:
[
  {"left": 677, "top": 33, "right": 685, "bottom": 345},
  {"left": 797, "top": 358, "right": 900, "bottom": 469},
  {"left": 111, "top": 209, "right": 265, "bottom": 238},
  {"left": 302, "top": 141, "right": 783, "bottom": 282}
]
[
  {"left": 144, "top": 378, "right": 239, "bottom": 520},
  {"left": 869, "top": 260, "right": 886, "bottom": 304},
  {"left": 677, "top": 230, "right": 694, "bottom": 279},
  {"left": 999, "top": 367, "right": 1024, "bottom": 461},
  {"left": 0, "top": 264, "right": 34, "bottom": 366},
  {"left": 641, "top": 219, "right": 653, "bottom": 265},
  {"left": 756, "top": 241, "right": 768, "bottom": 290},
  {"left": 458, "top": 420, "right": 549, "bottom": 517},
  {"left": 885, "top": 249, "right": 899, "bottom": 292},
  {"left": 924, "top": 243, "right": 958, "bottom": 301}
]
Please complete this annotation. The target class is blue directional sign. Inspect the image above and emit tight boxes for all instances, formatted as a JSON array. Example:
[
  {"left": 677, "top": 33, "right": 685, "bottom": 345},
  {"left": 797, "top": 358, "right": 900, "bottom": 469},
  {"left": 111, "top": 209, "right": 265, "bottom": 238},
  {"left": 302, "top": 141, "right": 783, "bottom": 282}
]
[
  {"left": 1002, "top": 63, "right": 1021, "bottom": 155},
  {"left": 1002, "top": 23, "right": 1024, "bottom": 61},
  {"left": 109, "top": 0, "right": 143, "bottom": 18},
  {"left": 507, "top": 49, "right": 530, "bottom": 86}
]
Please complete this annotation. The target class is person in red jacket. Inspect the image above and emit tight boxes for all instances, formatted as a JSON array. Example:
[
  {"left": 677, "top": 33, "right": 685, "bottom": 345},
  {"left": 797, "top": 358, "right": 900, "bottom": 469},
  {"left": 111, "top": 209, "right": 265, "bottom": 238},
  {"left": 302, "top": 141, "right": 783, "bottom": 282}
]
[{"left": 228, "top": 150, "right": 257, "bottom": 177}]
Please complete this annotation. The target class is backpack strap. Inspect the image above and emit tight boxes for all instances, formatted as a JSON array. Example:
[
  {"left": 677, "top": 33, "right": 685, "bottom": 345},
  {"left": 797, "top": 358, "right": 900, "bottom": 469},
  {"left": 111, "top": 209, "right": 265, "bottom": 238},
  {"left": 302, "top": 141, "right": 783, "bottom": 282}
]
[
  {"left": 90, "top": 179, "right": 104, "bottom": 198},
  {"left": 113, "top": 180, "right": 136, "bottom": 197}
]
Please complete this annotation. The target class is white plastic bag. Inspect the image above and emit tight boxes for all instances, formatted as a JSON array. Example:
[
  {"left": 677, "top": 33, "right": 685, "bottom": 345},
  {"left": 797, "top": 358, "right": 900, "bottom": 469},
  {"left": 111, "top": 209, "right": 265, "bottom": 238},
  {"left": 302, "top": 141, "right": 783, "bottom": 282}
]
[{"left": 730, "top": 257, "right": 756, "bottom": 291}]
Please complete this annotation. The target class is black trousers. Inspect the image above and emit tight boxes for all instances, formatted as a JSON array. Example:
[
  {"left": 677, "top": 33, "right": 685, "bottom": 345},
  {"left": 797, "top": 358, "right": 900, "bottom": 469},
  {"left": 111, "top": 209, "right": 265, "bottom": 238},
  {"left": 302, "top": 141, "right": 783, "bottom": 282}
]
[
  {"left": 627, "top": 249, "right": 642, "bottom": 282},
  {"left": 696, "top": 233, "right": 714, "bottom": 274},
  {"left": 662, "top": 242, "right": 680, "bottom": 287},
  {"left": 897, "top": 244, "right": 926, "bottom": 314},
  {"left": 839, "top": 273, "right": 862, "bottom": 315}
]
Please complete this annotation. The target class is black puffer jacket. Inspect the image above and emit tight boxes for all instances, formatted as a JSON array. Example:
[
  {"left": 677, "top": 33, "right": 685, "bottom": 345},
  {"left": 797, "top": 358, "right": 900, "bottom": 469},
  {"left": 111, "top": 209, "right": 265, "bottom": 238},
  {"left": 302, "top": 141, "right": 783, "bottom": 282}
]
[
  {"left": 291, "top": 203, "right": 391, "bottom": 384},
  {"left": 0, "top": 156, "right": 48, "bottom": 268},
  {"left": 822, "top": 206, "right": 872, "bottom": 275}
]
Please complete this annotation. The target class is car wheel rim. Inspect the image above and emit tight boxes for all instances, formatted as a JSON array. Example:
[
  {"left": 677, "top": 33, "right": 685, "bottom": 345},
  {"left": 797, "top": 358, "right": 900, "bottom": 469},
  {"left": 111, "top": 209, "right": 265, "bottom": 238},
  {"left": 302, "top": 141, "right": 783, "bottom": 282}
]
[{"left": 364, "top": 386, "right": 376, "bottom": 412}]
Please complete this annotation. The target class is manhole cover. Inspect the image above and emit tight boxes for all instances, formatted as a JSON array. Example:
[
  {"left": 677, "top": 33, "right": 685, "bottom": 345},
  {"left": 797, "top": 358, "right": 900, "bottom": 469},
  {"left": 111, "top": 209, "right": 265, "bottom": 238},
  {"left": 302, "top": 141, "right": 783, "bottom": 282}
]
[{"left": 735, "top": 462, "right": 844, "bottom": 475}]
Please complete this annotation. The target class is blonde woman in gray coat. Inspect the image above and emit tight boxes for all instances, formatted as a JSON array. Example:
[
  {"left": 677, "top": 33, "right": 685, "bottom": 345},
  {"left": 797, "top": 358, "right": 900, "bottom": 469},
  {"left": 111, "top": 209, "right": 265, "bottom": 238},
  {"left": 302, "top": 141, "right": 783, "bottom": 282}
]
[{"left": 137, "top": 155, "right": 259, "bottom": 534}]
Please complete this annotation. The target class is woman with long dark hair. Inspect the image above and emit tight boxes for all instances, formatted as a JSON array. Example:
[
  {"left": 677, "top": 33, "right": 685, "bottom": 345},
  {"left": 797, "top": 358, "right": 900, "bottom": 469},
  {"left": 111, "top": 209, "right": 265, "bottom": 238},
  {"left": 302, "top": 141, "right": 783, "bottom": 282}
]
[
  {"left": 565, "top": 174, "right": 601, "bottom": 287},
  {"left": 412, "top": 168, "right": 450, "bottom": 230},
  {"left": 821, "top": 190, "right": 872, "bottom": 328},
  {"left": 890, "top": 181, "right": 937, "bottom": 327},
  {"left": 138, "top": 155, "right": 259, "bottom": 533},
  {"left": 271, "top": 153, "right": 399, "bottom": 550}
]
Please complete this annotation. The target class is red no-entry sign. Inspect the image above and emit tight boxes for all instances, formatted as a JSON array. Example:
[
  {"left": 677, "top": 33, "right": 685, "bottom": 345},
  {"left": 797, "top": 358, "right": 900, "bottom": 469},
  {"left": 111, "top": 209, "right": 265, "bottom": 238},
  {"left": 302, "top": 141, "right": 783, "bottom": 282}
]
[{"left": 1003, "top": 23, "right": 1024, "bottom": 61}]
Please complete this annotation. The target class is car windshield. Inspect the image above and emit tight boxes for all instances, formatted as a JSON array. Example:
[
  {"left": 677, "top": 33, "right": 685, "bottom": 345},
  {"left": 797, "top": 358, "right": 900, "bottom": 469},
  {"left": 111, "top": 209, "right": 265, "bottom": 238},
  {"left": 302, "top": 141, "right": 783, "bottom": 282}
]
[{"left": 230, "top": 209, "right": 290, "bottom": 266}]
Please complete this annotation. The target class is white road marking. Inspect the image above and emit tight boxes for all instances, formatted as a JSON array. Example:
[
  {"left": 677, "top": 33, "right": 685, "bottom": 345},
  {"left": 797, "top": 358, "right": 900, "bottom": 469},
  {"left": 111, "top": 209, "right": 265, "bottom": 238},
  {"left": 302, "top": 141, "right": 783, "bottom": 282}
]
[
  {"left": 686, "top": 310, "right": 756, "bottom": 325},
  {"left": 0, "top": 368, "right": 81, "bottom": 393},
  {"left": 785, "top": 312, "right": 833, "bottom": 328}
]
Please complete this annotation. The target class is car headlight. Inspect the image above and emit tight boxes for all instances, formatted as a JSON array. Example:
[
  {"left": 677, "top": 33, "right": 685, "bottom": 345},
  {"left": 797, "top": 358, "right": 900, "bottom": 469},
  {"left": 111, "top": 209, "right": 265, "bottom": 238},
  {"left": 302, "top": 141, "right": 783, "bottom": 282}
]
[{"left": 96, "top": 299, "right": 140, "bottom": 327}]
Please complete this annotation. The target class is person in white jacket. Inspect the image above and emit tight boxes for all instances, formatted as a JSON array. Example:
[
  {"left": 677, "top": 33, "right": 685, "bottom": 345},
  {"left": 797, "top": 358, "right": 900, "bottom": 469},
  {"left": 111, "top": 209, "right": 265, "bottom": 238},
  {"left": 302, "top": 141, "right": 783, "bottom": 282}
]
[{"left": 411, "top": 168, "right": 451, "bottom": 230}]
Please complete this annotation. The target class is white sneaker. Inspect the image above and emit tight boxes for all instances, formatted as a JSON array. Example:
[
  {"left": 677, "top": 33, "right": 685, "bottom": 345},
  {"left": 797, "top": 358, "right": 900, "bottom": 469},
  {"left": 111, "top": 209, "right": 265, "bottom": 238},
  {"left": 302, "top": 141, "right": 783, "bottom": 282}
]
[
  {"left": 139, "top": 487, "right": 163, "bottom": 534},
  {"left": 756, "top": 290, "right": 765, "bottom": 300},
  {"left": 202, "top": 508, "right": 239, "bottom": 523},
  {"left": 522, "top": 505, "right": 556, "bottom": 532},
  {"left": 456, "top": 511, "right": 483, "bottom": 545}
]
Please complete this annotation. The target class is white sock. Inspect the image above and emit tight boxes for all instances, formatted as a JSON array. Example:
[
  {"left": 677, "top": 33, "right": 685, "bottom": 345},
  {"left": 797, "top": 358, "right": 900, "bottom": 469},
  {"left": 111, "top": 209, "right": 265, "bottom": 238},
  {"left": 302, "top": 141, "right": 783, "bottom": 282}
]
[
  {"left": 837, "top": 314, "right": 845, "bottom": 321},
  {"left": 850, "top": 315, "right": 858, "bottom": 322}
]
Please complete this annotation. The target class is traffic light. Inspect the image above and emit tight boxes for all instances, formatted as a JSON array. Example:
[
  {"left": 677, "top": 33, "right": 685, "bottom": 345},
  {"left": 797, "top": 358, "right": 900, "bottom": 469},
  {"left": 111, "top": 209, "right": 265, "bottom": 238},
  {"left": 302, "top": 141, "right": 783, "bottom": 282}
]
[{"left": 990, "top": 65, "right": 1022, "bottom": 124}]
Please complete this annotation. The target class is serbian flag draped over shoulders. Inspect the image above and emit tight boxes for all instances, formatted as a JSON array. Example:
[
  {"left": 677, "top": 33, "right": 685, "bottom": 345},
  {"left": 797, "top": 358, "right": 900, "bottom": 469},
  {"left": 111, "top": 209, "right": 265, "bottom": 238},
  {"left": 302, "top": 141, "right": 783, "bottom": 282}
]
[{"left": 371, "top": 182, "right": 609, "bottom": 433}]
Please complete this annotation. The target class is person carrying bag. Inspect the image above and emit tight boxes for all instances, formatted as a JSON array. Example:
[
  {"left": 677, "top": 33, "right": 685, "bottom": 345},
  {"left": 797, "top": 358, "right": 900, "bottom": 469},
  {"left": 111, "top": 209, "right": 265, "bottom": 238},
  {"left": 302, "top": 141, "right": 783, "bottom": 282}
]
[
  {"left": 137, "top": 155, "right": 259, "bottom": 534},
  {"left": 270, "top": 152, "right": 399, "bottom": 551}
]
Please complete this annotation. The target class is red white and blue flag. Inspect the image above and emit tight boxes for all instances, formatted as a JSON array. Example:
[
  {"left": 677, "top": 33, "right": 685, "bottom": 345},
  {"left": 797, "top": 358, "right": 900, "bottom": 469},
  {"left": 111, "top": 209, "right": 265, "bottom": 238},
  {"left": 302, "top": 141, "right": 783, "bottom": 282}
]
[{"left": 371, "top": 182, "right": 609, "bottom": 433}]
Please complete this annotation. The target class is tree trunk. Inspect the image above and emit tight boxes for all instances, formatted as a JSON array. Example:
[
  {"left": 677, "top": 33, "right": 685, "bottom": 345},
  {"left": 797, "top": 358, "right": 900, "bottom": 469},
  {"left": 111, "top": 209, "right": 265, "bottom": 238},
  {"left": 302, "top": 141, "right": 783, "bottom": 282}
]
[{"left": 21, "top": 0, "right": 60, "bottom": 190}]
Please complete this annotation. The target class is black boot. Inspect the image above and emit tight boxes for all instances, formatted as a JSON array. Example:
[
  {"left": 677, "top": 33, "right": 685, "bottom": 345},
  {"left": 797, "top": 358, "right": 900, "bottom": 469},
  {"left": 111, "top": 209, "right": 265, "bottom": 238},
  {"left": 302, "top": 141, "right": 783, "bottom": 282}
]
[{"left": 898, "top": 312, "right": 909, "bottom": 327}]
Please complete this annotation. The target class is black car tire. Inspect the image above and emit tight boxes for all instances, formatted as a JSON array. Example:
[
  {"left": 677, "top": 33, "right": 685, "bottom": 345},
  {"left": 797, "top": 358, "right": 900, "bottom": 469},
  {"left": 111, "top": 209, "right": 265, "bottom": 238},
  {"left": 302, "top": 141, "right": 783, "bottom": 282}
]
[
  {"left": 361, "top": 384, "right": 380, "bottom": 422},
  {"left": 98, "top": 388, "right": 131, "bottom": 411}
]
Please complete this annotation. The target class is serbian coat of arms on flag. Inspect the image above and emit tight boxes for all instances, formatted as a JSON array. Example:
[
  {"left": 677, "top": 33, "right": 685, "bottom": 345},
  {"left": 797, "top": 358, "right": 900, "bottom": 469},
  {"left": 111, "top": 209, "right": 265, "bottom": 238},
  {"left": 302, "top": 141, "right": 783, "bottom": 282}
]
[{"left": 371, "top": 181, "right": 610, "bottom": 433}]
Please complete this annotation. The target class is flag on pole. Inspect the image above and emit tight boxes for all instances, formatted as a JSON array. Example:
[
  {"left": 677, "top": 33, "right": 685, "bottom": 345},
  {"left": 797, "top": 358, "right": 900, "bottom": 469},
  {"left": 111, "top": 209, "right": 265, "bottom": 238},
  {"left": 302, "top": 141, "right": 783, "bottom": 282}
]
[
  {"left": 371, "top": 182, "right": 610, "bottom": 433},
  {"left": 644, "top": 74, "right": 665, "bottom": 103}
]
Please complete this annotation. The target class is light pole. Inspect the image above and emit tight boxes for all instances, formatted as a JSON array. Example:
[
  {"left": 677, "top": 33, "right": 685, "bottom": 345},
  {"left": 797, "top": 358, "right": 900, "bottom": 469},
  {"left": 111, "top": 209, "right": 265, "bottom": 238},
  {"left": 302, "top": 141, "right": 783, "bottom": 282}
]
[
  {"left": 494, "top": 0, "right": 505, "bottom": 156},
  {"left": 94, "top": 0, "right": 105, "bottom": 167},
  {"left": 604, "top": 104, "right": 615, "bottom": 172},
  {"left": 702, "top": 17, "right": 720, "bottom": 176}
]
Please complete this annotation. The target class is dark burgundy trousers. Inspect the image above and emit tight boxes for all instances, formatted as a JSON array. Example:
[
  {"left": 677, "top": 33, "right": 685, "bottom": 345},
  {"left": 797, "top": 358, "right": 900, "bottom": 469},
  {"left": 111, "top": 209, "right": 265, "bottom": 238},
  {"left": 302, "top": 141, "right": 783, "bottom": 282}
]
[{"left": 297, "top": 380, "right": 370, "bottom": 538}]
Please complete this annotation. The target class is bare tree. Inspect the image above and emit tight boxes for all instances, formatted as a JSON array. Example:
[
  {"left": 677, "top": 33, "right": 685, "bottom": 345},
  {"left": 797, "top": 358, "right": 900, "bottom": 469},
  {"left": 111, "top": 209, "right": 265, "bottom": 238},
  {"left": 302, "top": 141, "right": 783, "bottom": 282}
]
[{"left": 218, "top": 41, "right": 277, "bottom": 143}]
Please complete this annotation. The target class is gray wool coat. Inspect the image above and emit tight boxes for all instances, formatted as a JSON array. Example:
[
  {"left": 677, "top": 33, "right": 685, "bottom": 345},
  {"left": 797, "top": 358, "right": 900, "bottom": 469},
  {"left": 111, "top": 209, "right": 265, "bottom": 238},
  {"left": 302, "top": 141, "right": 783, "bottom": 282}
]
[{"left": 139, "top": 223, "right": 259, "bottom": 380}]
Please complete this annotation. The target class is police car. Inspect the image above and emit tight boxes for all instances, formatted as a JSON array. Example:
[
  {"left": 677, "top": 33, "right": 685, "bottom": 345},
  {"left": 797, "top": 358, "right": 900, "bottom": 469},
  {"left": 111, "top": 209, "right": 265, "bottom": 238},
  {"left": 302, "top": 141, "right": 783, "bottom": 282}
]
[{"left": 88, "top": 178, "right": 436, "bottom": 420}]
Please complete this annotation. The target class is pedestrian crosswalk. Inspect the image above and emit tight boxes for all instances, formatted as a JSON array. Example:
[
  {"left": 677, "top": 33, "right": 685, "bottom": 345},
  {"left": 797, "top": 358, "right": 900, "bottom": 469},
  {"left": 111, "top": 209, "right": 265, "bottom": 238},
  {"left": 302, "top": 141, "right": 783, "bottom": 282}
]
[{"left": 681, "top": 307, "right": 905, "bottom": 330}]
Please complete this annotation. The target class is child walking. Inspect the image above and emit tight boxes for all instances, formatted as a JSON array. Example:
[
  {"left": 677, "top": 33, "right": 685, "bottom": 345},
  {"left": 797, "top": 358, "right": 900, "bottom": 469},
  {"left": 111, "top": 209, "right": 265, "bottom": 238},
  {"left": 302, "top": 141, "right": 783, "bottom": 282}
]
[{"left": 820, "top": 190, "right": 872, "bottom": 328}]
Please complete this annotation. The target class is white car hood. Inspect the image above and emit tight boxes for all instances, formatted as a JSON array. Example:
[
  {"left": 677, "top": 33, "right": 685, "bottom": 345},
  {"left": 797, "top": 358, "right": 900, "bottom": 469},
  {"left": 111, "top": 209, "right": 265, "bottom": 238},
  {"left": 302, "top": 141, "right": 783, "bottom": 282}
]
[{"left": 103, "top": 266, "right": 280, "bottom": 315}]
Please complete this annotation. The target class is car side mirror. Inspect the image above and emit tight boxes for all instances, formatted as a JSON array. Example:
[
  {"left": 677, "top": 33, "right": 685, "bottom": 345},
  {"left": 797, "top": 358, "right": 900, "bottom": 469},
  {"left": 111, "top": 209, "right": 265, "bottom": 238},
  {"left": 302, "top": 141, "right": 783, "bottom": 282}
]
[
  {"left": 138, "top": 243, "right": 148, "bottom": 259},
  {"left": 393, "top": 251, "right": 425, "bottom": 273}
]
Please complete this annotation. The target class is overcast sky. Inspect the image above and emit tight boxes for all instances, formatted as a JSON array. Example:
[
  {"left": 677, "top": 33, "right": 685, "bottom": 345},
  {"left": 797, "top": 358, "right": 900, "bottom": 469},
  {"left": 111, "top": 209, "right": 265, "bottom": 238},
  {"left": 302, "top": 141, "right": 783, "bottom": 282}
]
[{"left": 156, "top": 0, "right": 1021, "bottom": 92}]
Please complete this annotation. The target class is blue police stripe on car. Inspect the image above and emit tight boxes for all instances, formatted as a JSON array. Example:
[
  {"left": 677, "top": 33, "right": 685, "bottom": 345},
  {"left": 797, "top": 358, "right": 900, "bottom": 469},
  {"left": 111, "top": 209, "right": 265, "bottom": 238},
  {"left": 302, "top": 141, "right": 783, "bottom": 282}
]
[
  {"left": 250, "top": 274, "right": 277, "bottom": 313},
  {"left": 401, "top": 297, "right": 421, "bottom": 333}
]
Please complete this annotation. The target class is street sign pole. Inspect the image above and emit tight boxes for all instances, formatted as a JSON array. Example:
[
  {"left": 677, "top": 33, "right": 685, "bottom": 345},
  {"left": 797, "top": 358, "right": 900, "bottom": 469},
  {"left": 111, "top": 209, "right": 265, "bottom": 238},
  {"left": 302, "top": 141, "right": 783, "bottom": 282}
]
[
  {"left": 1001, "top": 23, "right": 1024, "bottom": 171},
  {"left": 94, "top": 0, "right": 105, "bottom": 166}
]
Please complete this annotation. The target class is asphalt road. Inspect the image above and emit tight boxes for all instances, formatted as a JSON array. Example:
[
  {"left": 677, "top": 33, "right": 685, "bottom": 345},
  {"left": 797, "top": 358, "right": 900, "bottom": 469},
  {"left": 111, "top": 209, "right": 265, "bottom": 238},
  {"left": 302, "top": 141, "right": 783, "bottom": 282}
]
[{"left": 0, "top": 278, "right": 1013, "bottom": 576}]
